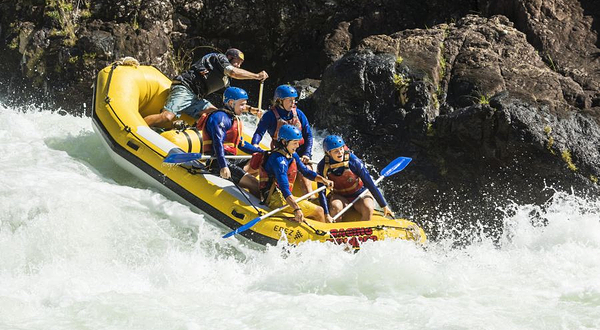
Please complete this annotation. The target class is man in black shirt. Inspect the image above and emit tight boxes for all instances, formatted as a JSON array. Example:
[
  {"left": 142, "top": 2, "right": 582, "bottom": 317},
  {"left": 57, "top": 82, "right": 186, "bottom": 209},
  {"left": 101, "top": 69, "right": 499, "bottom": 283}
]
[{"left": 144, "top": 48, "right": 268, "bottom": 127}]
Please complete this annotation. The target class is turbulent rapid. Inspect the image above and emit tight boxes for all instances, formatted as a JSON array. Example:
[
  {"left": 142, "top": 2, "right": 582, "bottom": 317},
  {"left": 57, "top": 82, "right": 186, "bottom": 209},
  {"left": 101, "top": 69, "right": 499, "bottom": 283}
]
[{"left": 1, "top": 104, "right": 599, "bottom": 330}]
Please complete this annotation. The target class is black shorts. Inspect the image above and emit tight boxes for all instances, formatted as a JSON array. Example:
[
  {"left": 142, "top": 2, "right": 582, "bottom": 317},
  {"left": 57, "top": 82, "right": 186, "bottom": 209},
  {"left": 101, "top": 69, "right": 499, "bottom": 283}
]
[{"left": 208, "top": 159, "right": 248, "bottom": 185}]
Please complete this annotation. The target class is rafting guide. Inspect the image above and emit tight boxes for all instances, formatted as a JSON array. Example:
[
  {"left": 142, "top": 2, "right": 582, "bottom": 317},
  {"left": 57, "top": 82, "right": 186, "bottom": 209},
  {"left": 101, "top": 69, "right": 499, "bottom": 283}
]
[{"left": 143, "top": 48, "right": 268, "bottom": 128}]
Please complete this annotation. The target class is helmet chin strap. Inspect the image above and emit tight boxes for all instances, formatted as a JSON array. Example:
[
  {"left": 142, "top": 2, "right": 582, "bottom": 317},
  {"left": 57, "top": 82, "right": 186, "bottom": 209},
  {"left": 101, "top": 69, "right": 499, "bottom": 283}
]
[
  {"left": 279, "top": 140, "right": 294, "bottom": 157},
  {"left": 226, "top": 100, "right": 235, "bottom": 110}
]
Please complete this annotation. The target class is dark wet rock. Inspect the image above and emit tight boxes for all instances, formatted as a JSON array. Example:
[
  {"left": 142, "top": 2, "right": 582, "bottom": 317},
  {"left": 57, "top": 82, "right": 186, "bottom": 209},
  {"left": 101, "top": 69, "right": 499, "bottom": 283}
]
[
  {"left": 0, "top": 0, "right": 476, "bottom": 113},
  {"left": 302, "top": 13, "right": 600, "bottom": 239}
]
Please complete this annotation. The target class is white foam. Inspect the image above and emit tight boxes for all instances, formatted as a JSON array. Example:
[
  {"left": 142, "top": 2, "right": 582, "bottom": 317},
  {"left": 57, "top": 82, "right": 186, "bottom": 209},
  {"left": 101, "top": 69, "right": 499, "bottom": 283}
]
[{"left": 1, "top": 104, "right": 599, "bottom": 329}]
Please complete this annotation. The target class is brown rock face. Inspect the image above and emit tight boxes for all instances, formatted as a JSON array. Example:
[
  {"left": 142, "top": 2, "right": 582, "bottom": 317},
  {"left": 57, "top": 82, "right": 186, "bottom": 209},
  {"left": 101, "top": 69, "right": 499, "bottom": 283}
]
[{"left": 483, "top": 0, "right": 600, "bottom": 110}]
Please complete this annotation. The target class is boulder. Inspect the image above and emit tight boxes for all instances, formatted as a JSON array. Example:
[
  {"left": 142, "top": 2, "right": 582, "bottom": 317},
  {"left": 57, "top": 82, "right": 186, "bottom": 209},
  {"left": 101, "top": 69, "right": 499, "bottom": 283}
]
[{"left": 302, "top": 14, "right": 600, "bottom": 239}]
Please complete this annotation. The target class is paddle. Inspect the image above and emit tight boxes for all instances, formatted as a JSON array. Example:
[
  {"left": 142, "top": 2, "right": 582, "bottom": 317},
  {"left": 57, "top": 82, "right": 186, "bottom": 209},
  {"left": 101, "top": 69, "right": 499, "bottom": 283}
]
[
  {"left": 165, "top": 152, "right": 318, "bottom": 166},
  {"left": 222, "top": 185, "right": 328, "bottom": 238},
  {"left": 257, "top": 81, "right": 264, "bottom": 111},
  {"left": 164, "top": 153, "right": 252, "bottom": 164},
  {"left": 332, "top": 156, "right": 412, "bottom": 221}
]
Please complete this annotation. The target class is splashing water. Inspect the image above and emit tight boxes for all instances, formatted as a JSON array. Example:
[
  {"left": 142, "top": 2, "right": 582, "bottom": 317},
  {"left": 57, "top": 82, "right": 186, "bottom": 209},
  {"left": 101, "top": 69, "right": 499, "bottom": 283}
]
[{"left": 1, "top": 104, "right": 599, "bottom": 330}]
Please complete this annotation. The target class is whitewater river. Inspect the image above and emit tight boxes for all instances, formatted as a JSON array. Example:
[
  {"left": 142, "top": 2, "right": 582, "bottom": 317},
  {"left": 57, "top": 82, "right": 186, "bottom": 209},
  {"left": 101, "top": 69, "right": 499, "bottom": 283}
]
[{"left": 1, "top": 103, "right": 599, "bottom": 330}]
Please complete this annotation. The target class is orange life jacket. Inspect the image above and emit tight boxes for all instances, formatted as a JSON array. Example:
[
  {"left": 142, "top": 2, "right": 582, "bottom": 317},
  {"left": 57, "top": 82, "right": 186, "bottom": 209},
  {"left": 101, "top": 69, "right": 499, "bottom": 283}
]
[
  {"left": 258, "top": 149, "right": 298, "bottom": 202},
  {"left": 196, "top": 108, "right": 241, "bottom": 155},
  {"left": 323, "top": 151, "right": 364, "bottom": 196},
  {"left": 271, "top": 105, "right": 304, "bottom": 146}
]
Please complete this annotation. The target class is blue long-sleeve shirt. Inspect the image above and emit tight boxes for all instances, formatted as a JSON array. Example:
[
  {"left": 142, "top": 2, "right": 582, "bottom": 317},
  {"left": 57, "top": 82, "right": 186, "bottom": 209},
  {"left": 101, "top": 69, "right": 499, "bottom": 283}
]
[
  {"left": 316, "top": 153, "right": 388, "bottom": 215},
  {"left": 251, "top": 106, "right": 314, "bottom": 158},
  {"left": 205, "top": 111, "right": 263, "bottom": 169},
  {"left": 264, "top": 152, "right": 317, "bottom": 199}
]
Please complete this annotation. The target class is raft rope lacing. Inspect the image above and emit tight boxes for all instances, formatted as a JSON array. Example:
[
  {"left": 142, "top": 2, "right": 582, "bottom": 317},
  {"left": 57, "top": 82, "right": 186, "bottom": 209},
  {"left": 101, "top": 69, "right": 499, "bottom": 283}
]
[
  {"left": 104, "top": 62, "right": 165, "bottom": 158},
  {"left": 230, "top": 179, "right": 263, "bottom": 216}
]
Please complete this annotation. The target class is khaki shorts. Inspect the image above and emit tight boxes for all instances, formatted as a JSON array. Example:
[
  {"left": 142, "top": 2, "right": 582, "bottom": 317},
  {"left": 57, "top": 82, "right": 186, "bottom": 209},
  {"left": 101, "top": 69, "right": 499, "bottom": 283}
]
[
  {"left": 267, "top": 190, "right": 320, "bottom": 217},
  {"left": 164, "top": 85, "right": 213, "bottom": 118}
]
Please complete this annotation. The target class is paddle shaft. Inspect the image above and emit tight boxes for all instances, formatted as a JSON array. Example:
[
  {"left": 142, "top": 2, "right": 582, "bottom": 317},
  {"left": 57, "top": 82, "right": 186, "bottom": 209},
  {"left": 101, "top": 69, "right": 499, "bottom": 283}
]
[
  {"left": 163, "top": 152, "right": 253, "bottom": 163},
  {"left": 332, "top": 176, "right": 386, "bottom": 221},
  {"left": 198, "top": 155, "right": 251, "bottom": 160},
  {"left": 256, "top": 185, "right": 326, "bottom": 222},
  {"left": 223, "top": 185, "right": 327, "bottom": 238},
  {"left": 257, "top": 81, "right": 264, "bottom": 111}
]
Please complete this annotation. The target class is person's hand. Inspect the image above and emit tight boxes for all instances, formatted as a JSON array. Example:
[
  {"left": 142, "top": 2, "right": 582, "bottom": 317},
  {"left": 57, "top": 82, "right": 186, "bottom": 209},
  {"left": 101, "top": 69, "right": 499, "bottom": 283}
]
[
  {"left": 172, "top": 119, "right": 187, "bottom": 130},
  {"left": 220, "top": 167, "right": 231, "bottom": 179},
  {"left": 383, "top": 206, "right": 395, "bottom": 218},
  {"left": 326, "top": 214, "right": 335, "bottom": 223},
  {"left": 301, "top": 155, "right": 312, "bottom": 165},
  {"left": 245, "top": 106, "right": 265, "bottom": 119},
  {"left": 293, "top": 208, "right": 304, "bottom": 223},
  {"left": 255, "top": 109, "right": 265, "bottom": 119},
  {"left": 257, "top": 71, "right": 269, "bottom": 81},
  {"left": 321, "top": 178, "right": 334, "bottom": 190}
]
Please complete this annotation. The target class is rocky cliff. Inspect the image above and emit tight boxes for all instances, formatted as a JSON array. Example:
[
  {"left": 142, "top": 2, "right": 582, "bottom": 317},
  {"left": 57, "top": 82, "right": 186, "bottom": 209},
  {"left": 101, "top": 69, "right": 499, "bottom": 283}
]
[{"left": 1, "top": 0, "right": 598, "bottom": 240}]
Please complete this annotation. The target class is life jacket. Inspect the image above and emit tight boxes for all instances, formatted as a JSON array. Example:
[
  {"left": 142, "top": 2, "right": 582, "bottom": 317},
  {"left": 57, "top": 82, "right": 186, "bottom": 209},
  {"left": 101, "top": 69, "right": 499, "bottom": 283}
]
[
  {"left": 271, "top": 105, "right": 304, "bottom": 146},
  {"left": 258, "top": 149, "right": 298, "bottom": 203},
  {"left": 196, "top": 108, "right": 241, "bottom": 155},
  {"left": 323, "top": 150, "right": 364, "bottom": 196}
]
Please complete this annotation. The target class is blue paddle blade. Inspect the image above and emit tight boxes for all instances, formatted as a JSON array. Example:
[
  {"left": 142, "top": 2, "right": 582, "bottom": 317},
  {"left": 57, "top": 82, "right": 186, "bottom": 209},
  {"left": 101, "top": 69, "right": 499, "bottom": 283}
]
[
  {"left": 164, "top": 152, "right": 204, "bottom": 163},
  {"left": 222, "top": 216, "right": 262, "bottom": 238},
  {"left": 381, "top": 157, "right": 412, "bottom": 177}
]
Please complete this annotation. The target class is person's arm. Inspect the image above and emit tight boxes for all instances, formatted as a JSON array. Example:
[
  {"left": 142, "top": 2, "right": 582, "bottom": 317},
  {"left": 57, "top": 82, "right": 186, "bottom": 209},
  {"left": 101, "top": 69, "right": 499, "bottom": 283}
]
[
  {"left": 207, "top": 113, "right": 229, "bottom": 169},
  {"left": 251, "top": 112, "right": 273, "bottom": 145},
  {"left": 271, "top": 155, "right": 294, "bottom": 199},
  {"left": 316, "top": 160, "right": 330, "bottom": 215},
  {"left": 297, "top": 110, "right": 313, "bottom": 159},
  {"left": 238, "top": 137, "right": 264, "bottom": 154},
  {"left": 228, "top": 67, "right": 269, "bottom": 81},
  {"left": 349, "top": 154, "right": 387, "bottom": 207},
  {"left": 285, "top": 194, "right": 304, "bottom": 223},
  {"left": 295, "top": 154, "right": 333, "bottom": 189},
  {"left": 294, "top": 154, "right": 317, "bottom": 180}
]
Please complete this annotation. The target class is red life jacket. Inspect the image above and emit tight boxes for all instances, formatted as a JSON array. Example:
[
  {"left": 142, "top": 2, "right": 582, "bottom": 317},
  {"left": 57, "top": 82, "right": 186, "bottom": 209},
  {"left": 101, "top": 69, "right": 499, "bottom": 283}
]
[
  {"left": 271, "top": 105, "right": 304, "bottom": 146},
  {"left": 323, "top": 151, "right": 364, "bottom": 196},
  {"left": 258, "top": 149, "right": 298, "bottom": 202},
  {"left": 196, "top": 109, "right": 241, "bottom": 155}
]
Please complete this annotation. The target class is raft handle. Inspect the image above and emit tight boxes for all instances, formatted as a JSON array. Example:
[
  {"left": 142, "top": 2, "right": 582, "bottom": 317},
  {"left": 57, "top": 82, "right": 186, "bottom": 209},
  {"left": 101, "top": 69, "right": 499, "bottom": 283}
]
[
  {"left": 231, "top": 209, "right": 245, "bottom": 220},
  {"left": 126, "top": 140, "right": 140, "bottom": 151}
]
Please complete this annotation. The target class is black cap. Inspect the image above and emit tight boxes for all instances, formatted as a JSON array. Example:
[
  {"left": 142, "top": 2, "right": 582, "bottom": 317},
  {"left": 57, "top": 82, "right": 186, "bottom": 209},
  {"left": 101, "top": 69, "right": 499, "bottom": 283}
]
[{"left": 225, "top": 48, "right": 245, "bottom": 61}]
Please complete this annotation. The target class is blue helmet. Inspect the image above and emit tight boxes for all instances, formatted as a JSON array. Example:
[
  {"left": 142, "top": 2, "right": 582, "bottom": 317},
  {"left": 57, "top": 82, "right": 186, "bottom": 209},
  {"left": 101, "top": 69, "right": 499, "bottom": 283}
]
[
  {"left": 223, "top": 87, "right": 248, "bottom": 104},
  {"left": 274, "top": 85, "right": 298, "bottom": 100},
  {"left": 323, "top": 135, "right": 345, "bottom": 152},
  {"left": 278, "top": 124, "right": 302, "bottom": 141}
]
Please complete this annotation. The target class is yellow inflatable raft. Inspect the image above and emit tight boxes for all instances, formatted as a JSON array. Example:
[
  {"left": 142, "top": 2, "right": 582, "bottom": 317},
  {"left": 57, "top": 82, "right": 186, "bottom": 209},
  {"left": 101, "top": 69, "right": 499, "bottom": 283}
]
[{"left": 92, "top": 61, "right": 426, "bottom": 249}]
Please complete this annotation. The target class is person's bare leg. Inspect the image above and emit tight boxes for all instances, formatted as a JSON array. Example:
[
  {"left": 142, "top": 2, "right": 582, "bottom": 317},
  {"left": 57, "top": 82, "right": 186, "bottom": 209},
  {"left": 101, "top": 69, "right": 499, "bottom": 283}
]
[
  {"left": 204, "top": 104, "right": 218, "bottom": 112},
  {"left": 144, "top": 110, "right": 175, "bottom": 126},
  {"left": 306, "top": 205, "right": 326, "bottom": 222},
  {"left": 328, "top": 194, "right": 349, "bottom": 221},
  {"left": 296, "top": 172, "right": 314, "bottom": 197},
  {"left": 239, "top": 174, "right": 260, "bottom": 198},
  {"left": 328, "top": 198, "right": 345, "bottom": 218},
  {"left": 354, "top": 195, "right": 375, "bottom": 221},
  {"left": 243, "top": 163, "right": 259, "bottom": 176}
]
